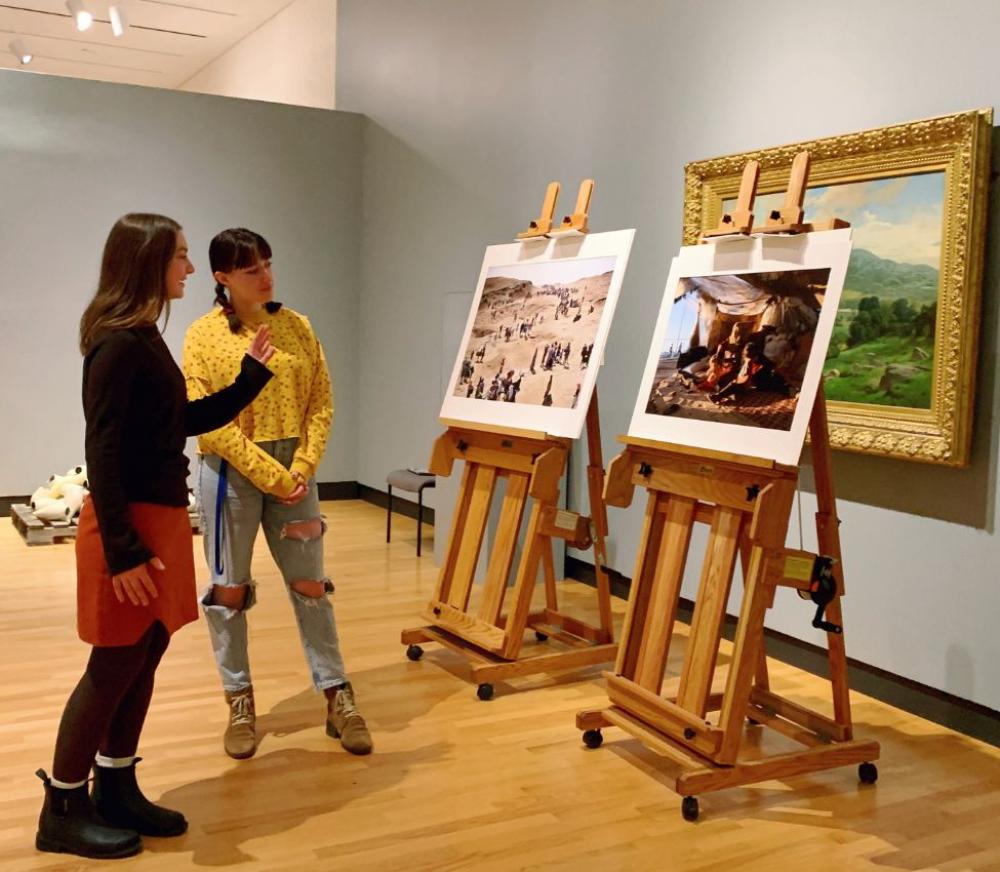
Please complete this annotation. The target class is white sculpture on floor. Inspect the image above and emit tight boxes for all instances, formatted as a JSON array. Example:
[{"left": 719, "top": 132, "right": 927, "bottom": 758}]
[{"left": 30, "top": 465, "right": 89, "bottom": 522}]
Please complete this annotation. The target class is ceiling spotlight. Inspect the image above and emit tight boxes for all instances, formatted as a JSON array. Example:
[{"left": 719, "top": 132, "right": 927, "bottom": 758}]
[
  {"left": 109, "top": 4, "right": 128, "bottom": 37},
  {"left": 66, "top": 0, "right": 93, "bottom": 32},
  {"left": 9, "top": 38, "right": 32, "bottom": 65}
]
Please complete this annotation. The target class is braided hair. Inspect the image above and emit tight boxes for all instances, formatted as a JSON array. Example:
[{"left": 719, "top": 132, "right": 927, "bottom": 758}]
[{"left": 209, "top": 228, "right": 282, "bottom": 333}]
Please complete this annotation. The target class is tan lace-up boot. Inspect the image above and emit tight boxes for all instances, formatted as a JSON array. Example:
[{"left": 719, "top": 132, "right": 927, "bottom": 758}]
[
  {"left": 224, "top": 687, "right": 256, "bottom": 760},
  {"left": 324, "top": 683, "right": 372, "bottom": 755}
]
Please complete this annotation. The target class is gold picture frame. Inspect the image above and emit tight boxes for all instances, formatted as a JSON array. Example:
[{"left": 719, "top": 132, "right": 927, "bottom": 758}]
[{"left": 683, "top": 109, "right": 992, "bottom": 466}]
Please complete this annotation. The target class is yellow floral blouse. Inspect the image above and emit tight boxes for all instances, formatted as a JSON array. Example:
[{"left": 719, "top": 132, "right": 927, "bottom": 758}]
[{"left": 182, "top": 307, "right": 333, "bottom": 498}]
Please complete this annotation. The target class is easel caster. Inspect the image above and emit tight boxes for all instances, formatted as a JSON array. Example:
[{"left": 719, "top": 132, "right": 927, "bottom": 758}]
[
  {"left": 477, "top": 683, "right": 494, "bottom": 701},
  {"left": 681, "top": 796, "right": 699, "bottom": 822},
  {"left": 859, "top": 762, "right": 878, "bottom": 784},
  {"left": 406, "top": 644, "right": 424, "bottom": 662},
  {"left": 582, "top": 729, "right": 603, "bottom": 749}
]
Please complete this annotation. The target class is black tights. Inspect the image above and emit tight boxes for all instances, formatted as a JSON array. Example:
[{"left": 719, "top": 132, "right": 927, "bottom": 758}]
[{"left": 52, "top": 622, "right": 170, "bottom": 783}]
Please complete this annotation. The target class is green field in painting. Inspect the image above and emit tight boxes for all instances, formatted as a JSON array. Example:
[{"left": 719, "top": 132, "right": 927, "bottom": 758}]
[
  {"left": 823, "top": 334, "right": 934, "bottom": 406},
  {"left": 821, "top": 248, "right": 938, "bottom": 409}
]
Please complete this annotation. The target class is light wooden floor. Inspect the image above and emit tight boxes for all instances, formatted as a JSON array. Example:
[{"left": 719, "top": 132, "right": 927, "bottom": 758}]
[{"left": 1, "top": 500, "right": 998, "bottom": 871}]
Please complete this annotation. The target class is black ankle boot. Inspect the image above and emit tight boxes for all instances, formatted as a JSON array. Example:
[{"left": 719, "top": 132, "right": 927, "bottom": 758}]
[
  {"left": 92, "top": 757, "right": 187, "bottom": 838},
  {"left": 35, "top": 769, "right": 141, "bottom": 859}
]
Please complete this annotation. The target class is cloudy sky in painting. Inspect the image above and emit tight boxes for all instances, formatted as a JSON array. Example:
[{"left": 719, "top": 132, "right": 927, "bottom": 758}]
[{"left": 735, "top": 172, "right": 945, "bottom": 268}]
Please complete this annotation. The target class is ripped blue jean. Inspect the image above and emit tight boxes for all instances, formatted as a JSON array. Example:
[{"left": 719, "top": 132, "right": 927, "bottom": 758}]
[{"left": 196, "top": 439, "right": 347, "bottom": 693}]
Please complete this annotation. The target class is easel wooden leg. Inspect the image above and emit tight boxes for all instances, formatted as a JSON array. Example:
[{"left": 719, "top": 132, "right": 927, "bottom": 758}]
[
  {"left": 541, "top": 538, "right": 559, "bottom": 612},
  {"left": 676, "top": 506, "right": 742, "bottom": 718},
  {"left": 434, "top": 463, "right": 477, "bottom": 605},
  {"left": 739, "top": 533, "right": 770, "bottom": 692},
  {"left": 500, "top": 503, "right": 548, "bottom": 660},
  {"left": 445, "top": 465, "right": 498, "bottom": 611},
  {"left": 633, "top": 496, "right": 696, "bottom": 693},
  {"left": 585, "top": 393, "right": 614, "bottom": 638},
  {"left": 477, "top": 472, "right": 529, "bottom": 625},
  {"left": 716, "top": 544, "right": 770, "bottom": 764},
  {"left": 615, "top": 491, "right": 668, "bottom": 677},
  {"left": 810, "top": 387, "right": 853, "bottom": 735}
]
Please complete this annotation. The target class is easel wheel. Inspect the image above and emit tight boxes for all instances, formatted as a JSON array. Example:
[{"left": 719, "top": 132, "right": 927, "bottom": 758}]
[
  {"left": 582, "top": 729, "right": 603, "bottom": 749},
  {"left": 859, "top": 762, "right": 879, "bottom": 785},
  {"left": 476, "top": 683, "right": 495, "bottom": 701},
  {"left": 406, "top": 644, "right": 424, "bottom": 662},
  {"left": 681, "top": 796, "right": 699, "bottom": 822}
]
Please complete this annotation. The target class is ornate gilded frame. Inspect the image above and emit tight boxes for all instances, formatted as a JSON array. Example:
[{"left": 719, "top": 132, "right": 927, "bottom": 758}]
[{"left": 683, "top": 109, "right": 993, "bottom": 466}]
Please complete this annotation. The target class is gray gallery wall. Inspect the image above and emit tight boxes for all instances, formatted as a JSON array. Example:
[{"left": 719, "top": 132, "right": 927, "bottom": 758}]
[
  {"left": 336, "top": 0, "right": 1000, "bottom": 711},
  {"left": 0, "top": 70, "right": 363, "bottom": 493}
]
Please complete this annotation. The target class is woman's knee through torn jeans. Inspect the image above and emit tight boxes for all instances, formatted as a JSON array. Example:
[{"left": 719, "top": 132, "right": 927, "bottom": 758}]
[{"left": 197, "top": 439, "right": 347, "bottom": 693}]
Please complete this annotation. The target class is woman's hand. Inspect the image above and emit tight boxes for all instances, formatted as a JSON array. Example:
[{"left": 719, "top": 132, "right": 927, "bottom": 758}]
[
  {"left": 248, "top": 326, "right": 274, "bottom": 365},
  {"left": 112, "top": 557, "right": 164, "bottom": 606},
  {"left": 281, "top": 472, "right": 309, "bottom": 506}
]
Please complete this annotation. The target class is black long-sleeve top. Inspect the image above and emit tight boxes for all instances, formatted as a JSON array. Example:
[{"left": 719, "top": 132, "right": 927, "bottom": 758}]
[{"left": 83, "top": 325, "right": 272, "bottom": 574}]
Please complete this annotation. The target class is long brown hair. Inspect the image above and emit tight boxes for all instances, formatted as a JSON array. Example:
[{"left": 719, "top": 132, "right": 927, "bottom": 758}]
[{"left": 79, "top": 213, "right": 181, "bottom": 355}]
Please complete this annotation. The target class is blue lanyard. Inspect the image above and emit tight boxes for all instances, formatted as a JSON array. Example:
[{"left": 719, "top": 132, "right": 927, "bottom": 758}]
[{"left": 213, "top": 459, "right": 229, "bottom": 575}]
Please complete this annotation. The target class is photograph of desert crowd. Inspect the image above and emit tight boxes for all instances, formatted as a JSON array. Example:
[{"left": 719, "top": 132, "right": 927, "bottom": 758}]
[
  {"left": 645, "top": 267, "right": 832, "bottom": 431},
  {"left": 453, "top": 255, "right": 618, "bottom": 409}
]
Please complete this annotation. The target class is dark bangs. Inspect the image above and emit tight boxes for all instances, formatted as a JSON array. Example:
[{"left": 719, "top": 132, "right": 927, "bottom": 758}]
[{"left": 209, "top": 228, "right": 273, "bottom": 274}]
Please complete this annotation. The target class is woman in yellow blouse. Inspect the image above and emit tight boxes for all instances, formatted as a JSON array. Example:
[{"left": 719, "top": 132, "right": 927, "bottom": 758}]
[{"left": 182, "top": 228, "right": 371, "bottom": 760}]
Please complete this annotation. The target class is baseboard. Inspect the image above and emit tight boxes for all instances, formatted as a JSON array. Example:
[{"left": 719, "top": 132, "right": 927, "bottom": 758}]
[
  {"left": 0, "top": 495, "right": 29, "bottom": 517},
  {"left": 4, "top": 481, "right": 361, "bottom": 515},
  {"left": 565, "top": 555, "right": 1000, "bottom": 748},
  {"left": 4, "top": 482, "right": 403, "bottom": 513},
  {"left": 317, "top": 481, "right": 360, "bottom": 501},
  {"left": 358, "top": 483, "right": 435, "bottom": 525}
]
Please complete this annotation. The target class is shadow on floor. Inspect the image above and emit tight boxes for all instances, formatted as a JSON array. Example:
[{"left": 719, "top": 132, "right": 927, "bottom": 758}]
[{"left": 147, "top": 741, "right": 447, "bottom": 866}]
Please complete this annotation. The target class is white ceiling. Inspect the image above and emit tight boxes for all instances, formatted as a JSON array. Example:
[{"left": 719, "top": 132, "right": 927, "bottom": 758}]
[{"left": 0, "top": 0, "right": 296, "bottom": 89}]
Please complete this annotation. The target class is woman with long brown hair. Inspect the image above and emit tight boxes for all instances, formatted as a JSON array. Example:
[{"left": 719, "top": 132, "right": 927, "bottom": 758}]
[{"left": 35, "top": 213, "right": 275, "bottom": 860}]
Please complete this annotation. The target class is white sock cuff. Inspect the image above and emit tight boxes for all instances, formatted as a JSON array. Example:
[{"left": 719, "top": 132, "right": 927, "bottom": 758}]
[
  {"left": 49, "top": 776, "right": 87, "bottom": 790},
  {"left": 95, "top": 753, "right": 135, "bottom": 769}
]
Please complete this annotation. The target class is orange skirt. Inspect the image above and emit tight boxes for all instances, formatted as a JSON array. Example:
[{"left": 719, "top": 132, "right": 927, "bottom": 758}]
[{"left": 76, "top": 499, "right": 198, "bottom": 647}]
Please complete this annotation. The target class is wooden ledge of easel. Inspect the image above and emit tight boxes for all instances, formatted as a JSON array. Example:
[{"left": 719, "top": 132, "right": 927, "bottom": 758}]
[
  {"left": 420, "top": 601, "right": 508, "bottom": 655},
  {"left": 430, "top": 420, "right": 571, "bottom": 480},
  {"left": 701, "top": 226, "right": 753, "bottom": 242},
  {"left": 604, "top": 673, "right": 724, "bottom": 760},
  {"left": 404, "top": 626, "right": 616, "bottom": 684},
  {"left": 752, "top": 217, "right": 851, "bottom": 237},
  {"left": 749, "top": 687, "right": 850, "bottom": 743},
  {"left": 604, "top": 437, "right": 798, "bottom": 510},
  {"left": 522, "top": 608, "right": 613, "bottom": 645},
  {"left": 577, "top": 705, "right": 877, "bottom": 795},
  {"left": 677, "top": 739, "right": 880, "bottom": 795},
  {"left": 615, "top": 435, "right": 788, "bottom": 471},
  {"left": 439, "top": 417, "right": 555, "bottom": 442}
]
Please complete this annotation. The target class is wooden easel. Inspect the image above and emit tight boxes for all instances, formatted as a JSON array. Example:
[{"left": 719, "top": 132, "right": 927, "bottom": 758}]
[
  {"left": 576, "top": 157, "right": 879, "bottom": 820},
  {"left": 402, "top": 180, "right": 617, "bottom": 699}
]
